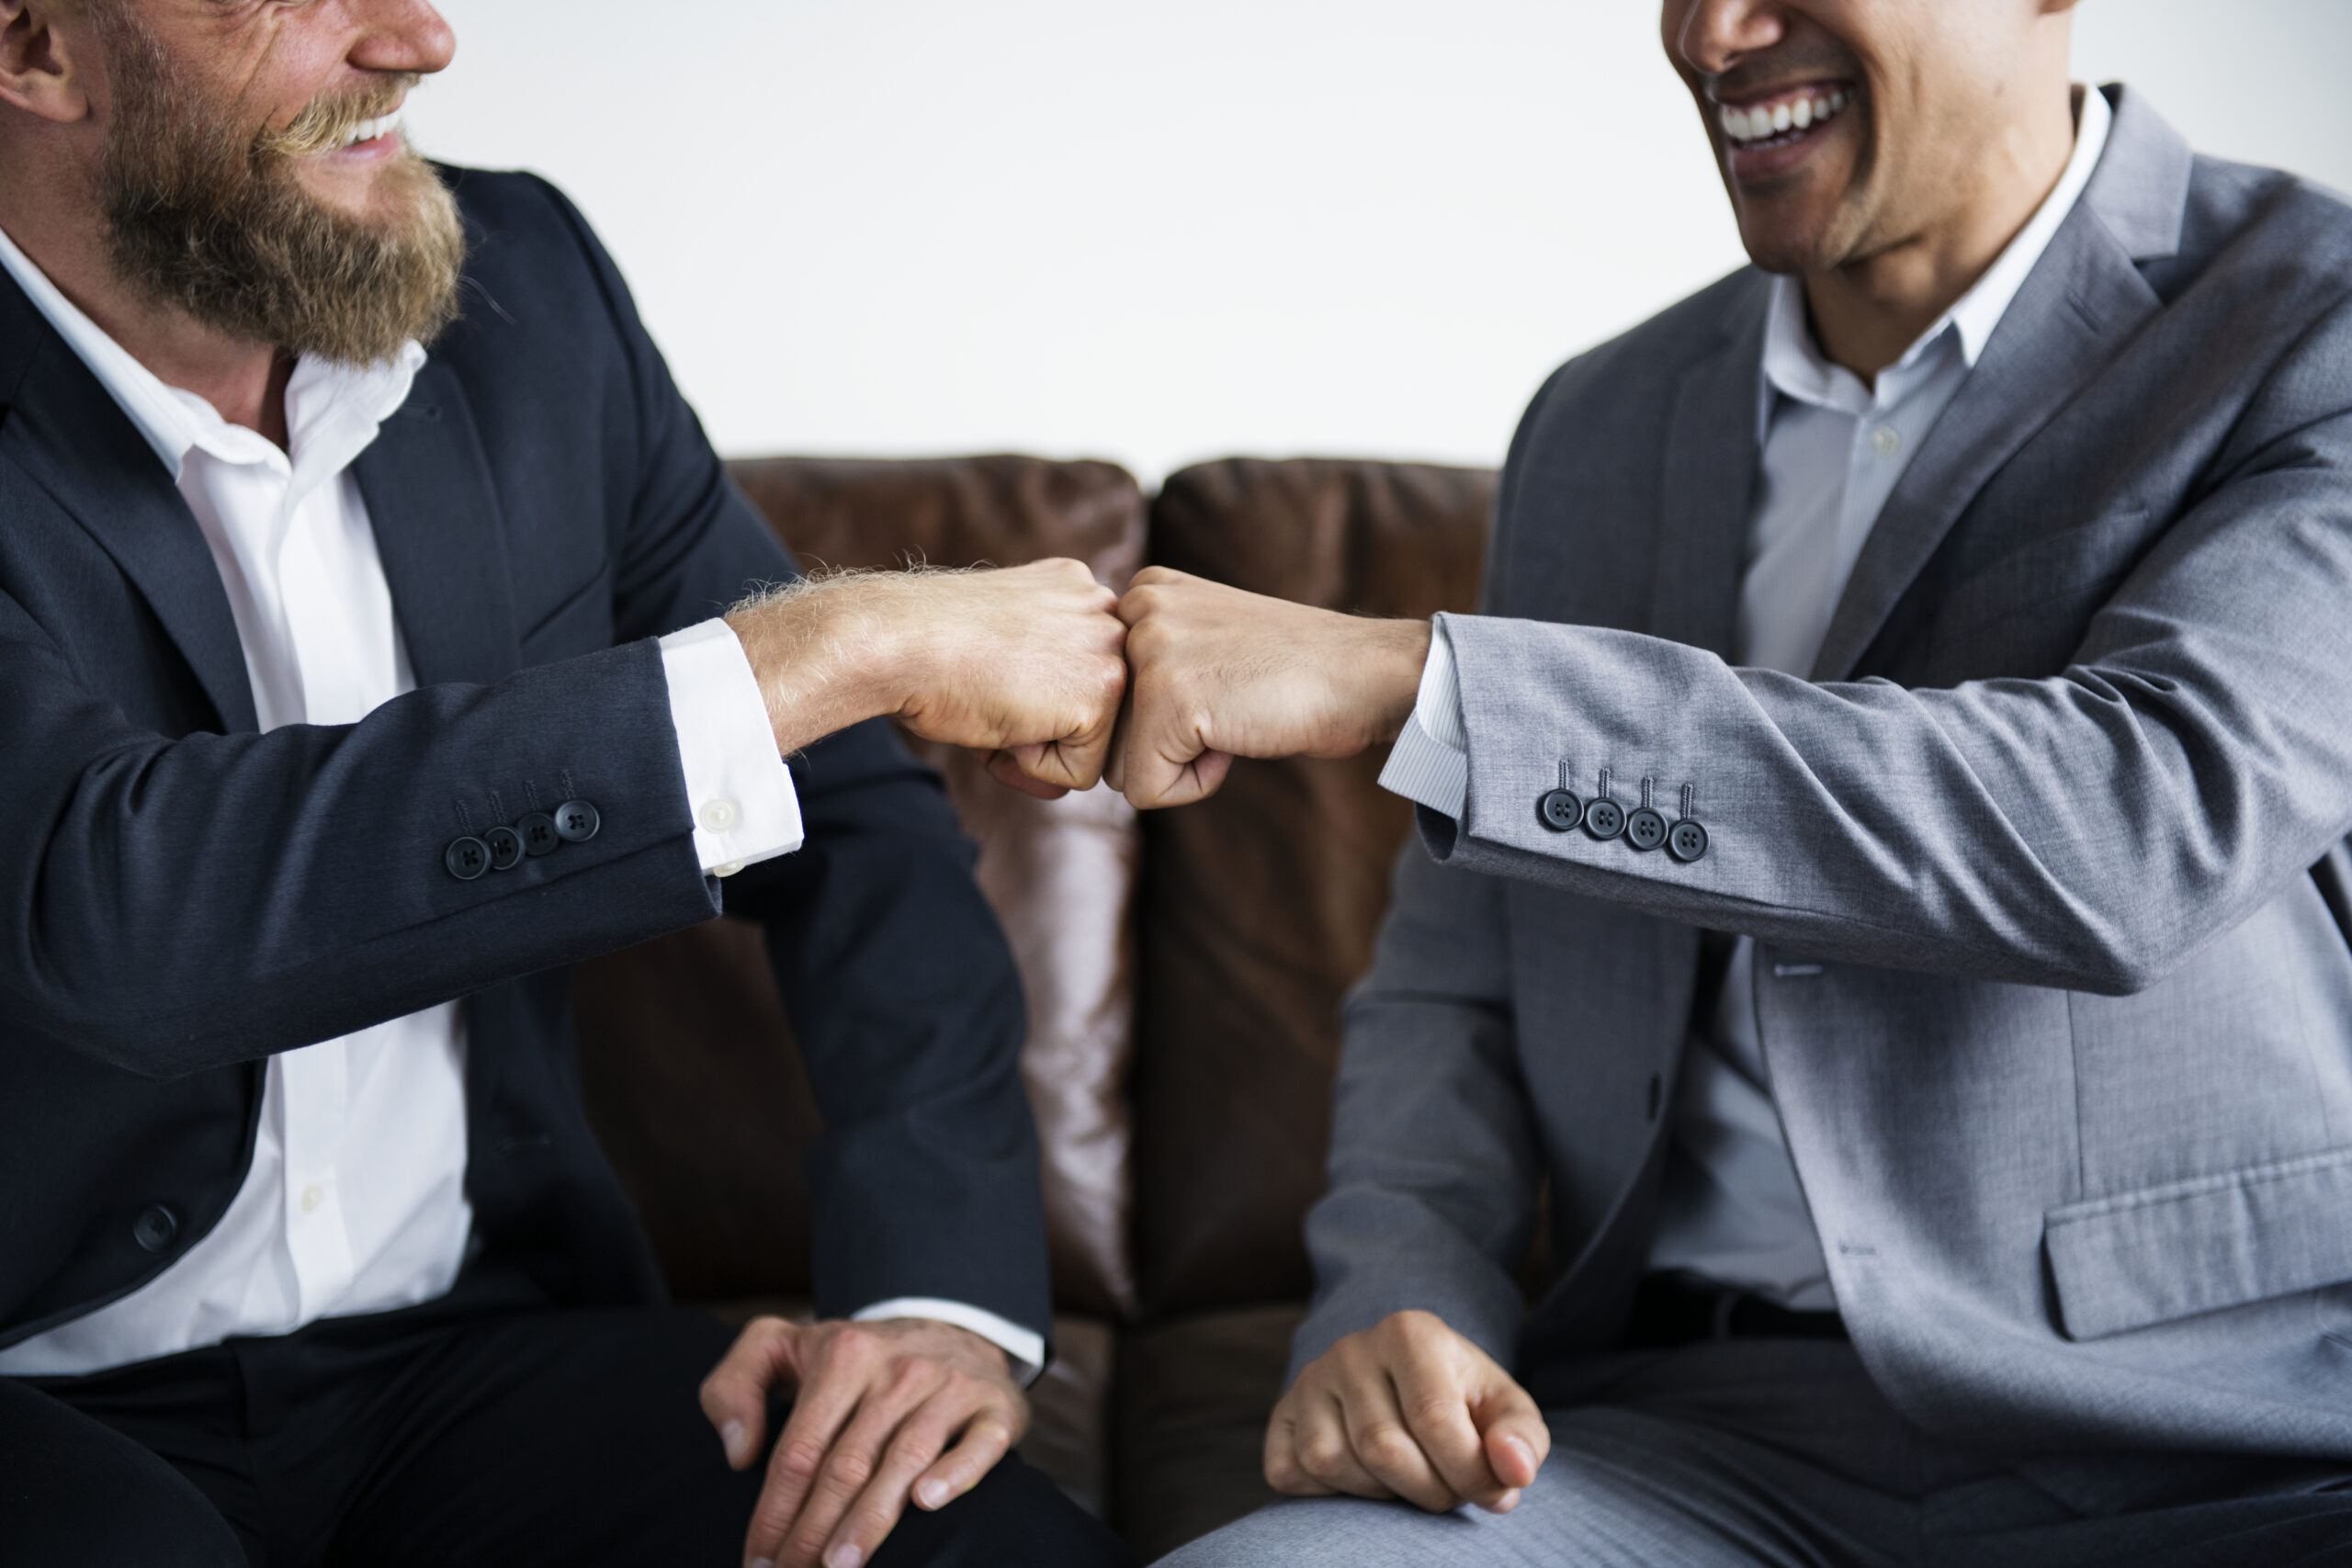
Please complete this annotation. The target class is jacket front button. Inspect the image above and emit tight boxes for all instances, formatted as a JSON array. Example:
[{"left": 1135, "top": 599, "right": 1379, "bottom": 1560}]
[
  {"left": 517, "top": 813, "right": 560, "bottom": 857},
  {"left": 553, "top": 800, "right": 601, "bottom": 843},
  {"left": 483, "top": 825, "right": 525, "bottom": 872},
  {"left": 444, "top": 836, "right": 491, "bottom": 881},
  {"left": 132, "top": 1204, "right": 179, "bottom": 1253}
]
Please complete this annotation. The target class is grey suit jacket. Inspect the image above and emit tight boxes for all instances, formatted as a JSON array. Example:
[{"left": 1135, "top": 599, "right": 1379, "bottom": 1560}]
[{"left": 1298, "top": 85, "right": 2352, "bottom": 1458}]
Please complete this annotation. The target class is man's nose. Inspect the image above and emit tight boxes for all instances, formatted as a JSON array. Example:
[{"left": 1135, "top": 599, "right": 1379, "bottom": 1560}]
[
  {"left": 1669, "top": 0, "right": 1787, "bottom": 79},
  {"left": 348, "top": 0, "right": 458, "bottom": 78}
]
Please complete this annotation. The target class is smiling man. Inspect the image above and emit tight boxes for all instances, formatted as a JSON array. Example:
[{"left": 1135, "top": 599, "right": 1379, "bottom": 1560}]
[
  {"left": 1136, "top": 1, "right": 2352, "bottom": 1564},
  {"left": 0, "top": 3, "right": 1134, "bottom": 1567}
]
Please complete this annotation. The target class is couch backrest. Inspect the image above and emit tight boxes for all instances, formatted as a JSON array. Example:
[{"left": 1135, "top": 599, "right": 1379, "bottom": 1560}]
[{"left": 1133, "top": 458, "right": 1492, "bottom": 1317}]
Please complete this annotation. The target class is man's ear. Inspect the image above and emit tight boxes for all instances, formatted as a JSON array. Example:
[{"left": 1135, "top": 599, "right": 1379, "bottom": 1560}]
[{"left": 0, "top": 0, "right": 95, "bottom": 124}]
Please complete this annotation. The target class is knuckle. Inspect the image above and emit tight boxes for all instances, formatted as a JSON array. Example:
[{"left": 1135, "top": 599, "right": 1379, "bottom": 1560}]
[
  {"left": 1360, "top": 1424, "right": 1419, "bottom": 1468},
  {"left": 827, "top": 1450, "right": 876, "bottom": 1491},
  {"left": 1298, "top": 1438, "right": 1348, "bottom": 1481},
  {"left": 778, "top": 1438, "right": 828, "bottom": 1480}
]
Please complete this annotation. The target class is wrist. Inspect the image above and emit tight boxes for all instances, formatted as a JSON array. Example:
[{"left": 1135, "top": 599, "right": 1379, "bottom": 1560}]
[
  {"left": 725, "top": 577, "right": 909, "bottom": 754},
  {"left": 1359, "top": 616, "right": 1435, "bottom": 746}
]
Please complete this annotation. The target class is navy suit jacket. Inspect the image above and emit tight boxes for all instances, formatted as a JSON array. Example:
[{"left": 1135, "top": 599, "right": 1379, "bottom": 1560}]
[{"left": 0, "top": 168, "right": 1052, "bottom": 1351}]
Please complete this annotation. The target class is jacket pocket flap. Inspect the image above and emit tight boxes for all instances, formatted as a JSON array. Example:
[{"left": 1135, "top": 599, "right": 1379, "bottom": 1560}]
[{"left": 2044, "top": 1147, "right": 2352, "bottom": 1340}]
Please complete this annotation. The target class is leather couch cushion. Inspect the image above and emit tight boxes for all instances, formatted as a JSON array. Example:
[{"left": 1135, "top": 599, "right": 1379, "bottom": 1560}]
[
  {"left": 1133, "top": 459, "right": 1493, "bottom": 1317},
  {"left": 574, "top": 455, "right": 1148, "bottom": 1319}
]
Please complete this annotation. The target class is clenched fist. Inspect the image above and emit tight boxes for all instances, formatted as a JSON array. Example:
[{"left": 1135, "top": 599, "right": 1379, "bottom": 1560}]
[
  {"left": 1268, "top": 1310, "right": 1548, "bottom": 1515},
  {"left": 728, "top": 558, "right": 1127, "bottom": 796},
  {"left": 1110, "top": 568, "right": 1433, "bottom": 808}
]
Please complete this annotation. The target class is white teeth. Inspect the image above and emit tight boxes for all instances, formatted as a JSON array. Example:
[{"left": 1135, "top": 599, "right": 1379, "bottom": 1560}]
[
  {"left": 340, "top": 110, "right": 402, "bottom": 149},
  {"left": 1720, "top": 87, "right": 1851, "bottom": 146}
]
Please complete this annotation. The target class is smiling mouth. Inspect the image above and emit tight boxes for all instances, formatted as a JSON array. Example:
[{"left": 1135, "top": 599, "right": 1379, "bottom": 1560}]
[
  {"left": 1717, "top": 83, "right": 1854, "bottom": 152},
  {"left": 335, "top": 108, "right": 404, "bottom": 151}
]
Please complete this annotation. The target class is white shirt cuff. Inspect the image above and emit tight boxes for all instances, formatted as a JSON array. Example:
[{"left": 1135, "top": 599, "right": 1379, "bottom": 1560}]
[
  {"left": 657, "top": 619, "right": 804, "bottom": 876},
  {"left": 852, "top": 1297, "right": 1046, "bottom": 1387},
  {"left": 1375, "top": 618, "right": 1467, "bottom": 819}
]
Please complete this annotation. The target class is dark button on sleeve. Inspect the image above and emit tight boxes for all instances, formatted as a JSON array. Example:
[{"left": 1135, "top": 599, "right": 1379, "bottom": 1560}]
[
  {"left": 444, "top": 836, "right": 492, "bottom": 881},
  {"left": 517, "top": 813, "right": 560, "bottom": 857},
  {"left": 1537, "top": 788, "right": 1584, "bottom": 832},
  {"left": 483, "top": 825, "right": 525, "bottom": 872},
  {"left": 1583, "top": 797, "right": 1625, "bottom": 841},
  {"left": 1668, "top": 819, "right": 1711, "bottom": 863},
  {"left": 132, "top": 1204, "right": 179, "bottom": 1253},
  {"left": 1624, "top": 807, "right": 1668, "bottom": 852},
  {"left": 553, "top": 801, "right": 600, "bottom": 843}
]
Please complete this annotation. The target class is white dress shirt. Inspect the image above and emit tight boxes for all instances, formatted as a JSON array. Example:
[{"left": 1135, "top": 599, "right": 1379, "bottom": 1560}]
[
  {"left": 0, "top": 225, "right": 1040, "bottom": 1379},
  {"left": 1381, "top": 86, "right": 2111, "bottom": 1311}
]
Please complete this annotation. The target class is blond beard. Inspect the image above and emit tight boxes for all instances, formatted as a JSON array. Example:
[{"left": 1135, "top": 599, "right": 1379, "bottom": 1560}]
[{"left": 92, "top": 10, "right": 466, "bottom": 367}]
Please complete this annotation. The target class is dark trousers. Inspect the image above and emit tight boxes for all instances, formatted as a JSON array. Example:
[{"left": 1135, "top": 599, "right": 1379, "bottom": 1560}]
[{"left": 0, "top": 1269, "right": 1130, "bottom": 1568}]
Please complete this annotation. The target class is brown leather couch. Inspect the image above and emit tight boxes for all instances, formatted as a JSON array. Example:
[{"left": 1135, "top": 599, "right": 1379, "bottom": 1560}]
[{"left": 571, "top": 453, "right": 1492, "bottom": 1562}]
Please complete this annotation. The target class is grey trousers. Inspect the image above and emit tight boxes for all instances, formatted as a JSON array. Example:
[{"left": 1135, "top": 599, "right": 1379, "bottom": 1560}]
[{"left": 1157, "top": 1342, "right": 2352, "bottom": 1568}]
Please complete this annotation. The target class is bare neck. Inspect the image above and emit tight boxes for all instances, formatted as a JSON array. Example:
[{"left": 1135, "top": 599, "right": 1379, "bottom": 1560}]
[
  {"left": 0, "top": 153, "right": 290, "bottom": 446},
  {"left": 1804, "top": 85, "right": 2081, "bottom": 382}
]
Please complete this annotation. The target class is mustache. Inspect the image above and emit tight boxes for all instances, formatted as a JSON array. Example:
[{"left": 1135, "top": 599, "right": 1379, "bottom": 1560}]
[
  {"left": 257, "top": 73, "right": 421, "bottom": 159},
  {"left": 1707, "top": 44, "right": 1859, "bottom": 104}
]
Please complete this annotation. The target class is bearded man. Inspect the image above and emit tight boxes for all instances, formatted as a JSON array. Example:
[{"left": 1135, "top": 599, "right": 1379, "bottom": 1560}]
[
  {"left": 0, "top": 4, "right": 1134, "bottom": 1567},
  {"left": 1117, "top": 0, "right": 2352, "bottom": 1564}
]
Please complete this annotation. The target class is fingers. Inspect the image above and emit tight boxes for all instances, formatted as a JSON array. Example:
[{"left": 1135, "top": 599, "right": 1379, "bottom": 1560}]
[
  {"left": 985, "top": 748, "right": 1069, "bottom": 800},
  {"left": 772, "top": 1356, "right": 947, "bottom": 1568},
  {"left": 1337, "top": 1370, "right": 1461, "bottom": 1513},
  {"left": 744, "top": 1326, "right": 887, "bottom": 1567},
  {"left": 1391, "top": 1334, "right": 1514, "bottom": 1510},
  {"left": 1274, "top": 1386, "right": 1394, "bottom": 1500},
  {"left": 700, "top": 1316, "right": 800, "bottom": 1472},
  {"left": 906, "top": 1404, "right": 1016, "bottom": 1515}
]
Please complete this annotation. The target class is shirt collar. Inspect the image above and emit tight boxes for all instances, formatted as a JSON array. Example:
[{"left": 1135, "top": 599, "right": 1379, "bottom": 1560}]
[
  {"left": 0, "top": 220, "right": 424, "bottom": 484},
  {"left": 1757, "top": 82, "right": 2114, "bottom": 435}
]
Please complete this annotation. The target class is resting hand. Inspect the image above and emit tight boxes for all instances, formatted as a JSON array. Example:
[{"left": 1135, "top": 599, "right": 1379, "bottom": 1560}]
[
  {"left": 1110, "top": 567, "right": 1431, "bottom": 808},
  {"left": 728, "top": 558, "right": 1127, "bottom": 797},
  {"left": 700, "top": 1315, "right": 1029, "bottom": 1568},
  {"left": 1265, "top": 1309, "right": 1548, "bottom": 1515}
]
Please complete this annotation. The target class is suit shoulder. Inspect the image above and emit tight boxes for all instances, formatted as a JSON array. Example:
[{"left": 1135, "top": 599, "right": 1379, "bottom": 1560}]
[{"left": 2158, "top": 154, "right": 2352, "bottom": 312}]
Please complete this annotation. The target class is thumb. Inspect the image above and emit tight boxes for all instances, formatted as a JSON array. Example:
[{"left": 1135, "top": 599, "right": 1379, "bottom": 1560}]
[
  {"left": 1473, "top": 1379, "right": 1549, "bottom": 1493},
  {"left": 698, "top": 1315, "right": 802, "bottom": 1471}
]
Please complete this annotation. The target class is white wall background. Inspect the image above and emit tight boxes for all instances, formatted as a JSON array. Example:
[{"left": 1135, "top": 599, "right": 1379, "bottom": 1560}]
[{"left": 406, "top": 2, "right": 2352, "bottom": 486}]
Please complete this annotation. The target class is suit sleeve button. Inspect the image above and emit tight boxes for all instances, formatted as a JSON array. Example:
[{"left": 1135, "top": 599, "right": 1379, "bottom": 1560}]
[
  {"left": 1624, "top": 807, "right": 1668, "bottom": 852},
  {"left": 517, "top": 813, "right": 560, "bottom": 857},
  {"left": 553, "top": 801, "right": 600, "bottom": 842},
  {"left": 1537, "top": 789, "right": 1584, "bottom": 832},
  {"left": 1583, "top": 797, "right": 1625, "bottom": 840},
  {"left": 1668, "top": 819, "right": 1711, "bottom": 863},
  {"left": 482, "top": 825, "right": 525, "bottom": 871},
  {"left": 132, "top": 1204, "right": 180, "bottom": 1253},
  {"left": 445, "top": 836, "right": 492, "bottom": 881}
]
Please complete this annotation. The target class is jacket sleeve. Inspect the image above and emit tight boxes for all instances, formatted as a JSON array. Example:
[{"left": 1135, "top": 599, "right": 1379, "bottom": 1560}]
[
  {"left": 1290, "top": 843, "right": 1542, "bottom": 1384},
  {"left": 532, "top": 176, "right": 1053, "bottom": 1339},
  {"left": 1432, "top": 299, "right": 2352, "bottom": 997},
  {"left": 0, "top": 595, "right": 718, "bottom": 1078}
]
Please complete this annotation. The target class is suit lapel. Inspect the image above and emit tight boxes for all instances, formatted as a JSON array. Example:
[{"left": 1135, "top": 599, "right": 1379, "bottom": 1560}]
[
  {"left": 354, "top": 361, "right": 521, "bottom": 687},
  {"left": 0, "top": 298, "right": 260, "bottom": 734},
  {"left": 1807, "top": 87, "right": 2192, "bottom": 682},
  {"left": 1648, "top": 279, "right": 1769, "bottom": 659}
]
